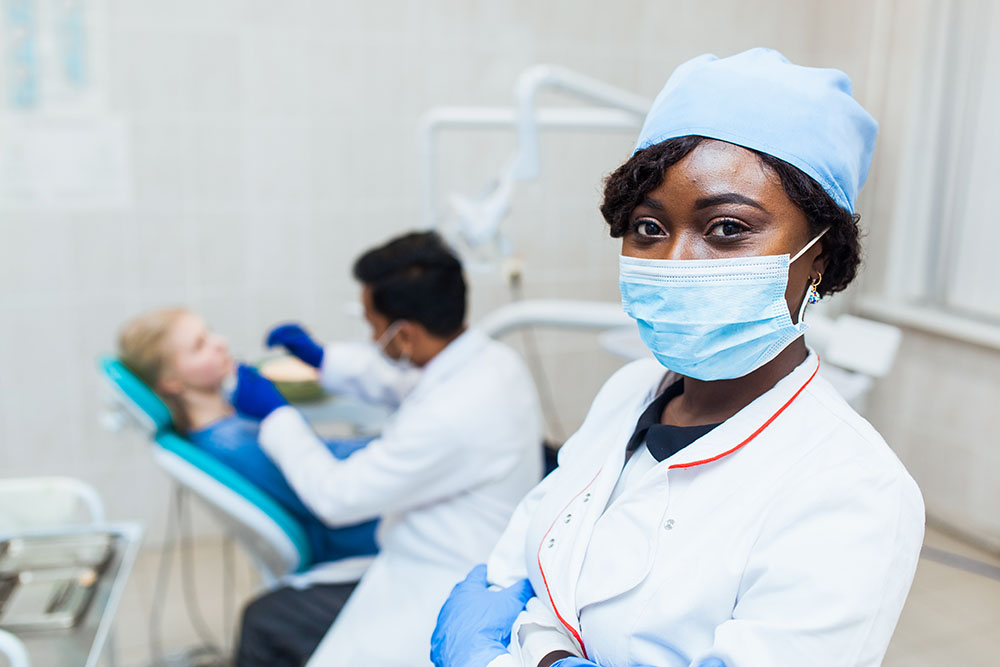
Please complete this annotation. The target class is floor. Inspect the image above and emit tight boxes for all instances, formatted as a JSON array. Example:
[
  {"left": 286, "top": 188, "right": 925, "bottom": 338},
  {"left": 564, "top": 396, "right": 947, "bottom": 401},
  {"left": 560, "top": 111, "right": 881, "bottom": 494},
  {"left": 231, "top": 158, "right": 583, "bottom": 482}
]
[
  {"left": 881, "top": 527, "right": 1000, "bottom": 665},
  {"left": 106, "top": 524, "right": 1000, "bottom": 667},
  {"left": 111, "top": 533, "right": 258, "bottom": 667}
]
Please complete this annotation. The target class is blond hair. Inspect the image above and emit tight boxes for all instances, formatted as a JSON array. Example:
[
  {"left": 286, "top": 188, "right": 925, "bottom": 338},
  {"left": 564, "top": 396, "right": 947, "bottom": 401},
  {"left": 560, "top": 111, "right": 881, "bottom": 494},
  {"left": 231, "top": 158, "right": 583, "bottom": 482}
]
[{"left": 118, "top": 307, "right": 191, "bottom": 432}]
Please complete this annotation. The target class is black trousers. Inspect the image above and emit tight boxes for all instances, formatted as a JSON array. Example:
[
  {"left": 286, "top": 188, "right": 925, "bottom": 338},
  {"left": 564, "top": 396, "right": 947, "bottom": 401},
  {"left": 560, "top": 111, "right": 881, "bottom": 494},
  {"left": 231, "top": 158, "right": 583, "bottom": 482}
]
[{"left": 235, "top": 581, "right": 358, "bottom": 667}]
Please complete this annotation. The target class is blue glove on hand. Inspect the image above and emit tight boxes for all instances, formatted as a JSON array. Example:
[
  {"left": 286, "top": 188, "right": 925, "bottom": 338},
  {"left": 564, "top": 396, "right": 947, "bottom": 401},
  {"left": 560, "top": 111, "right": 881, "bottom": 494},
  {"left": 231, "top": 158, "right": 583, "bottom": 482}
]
[
  {"left": 430, "top": 564, "right": 534, "bottom": 667},
  {"left": 266, "top": 323, "right": 324, "bottom": 369},
  {"left": 232, "top": 364, "right": 288, "bottom": 420}
]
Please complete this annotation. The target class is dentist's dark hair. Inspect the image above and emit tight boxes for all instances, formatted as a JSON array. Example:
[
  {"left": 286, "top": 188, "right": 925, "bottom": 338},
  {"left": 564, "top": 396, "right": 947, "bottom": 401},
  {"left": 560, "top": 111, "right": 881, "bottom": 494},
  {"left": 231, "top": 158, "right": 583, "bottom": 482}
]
[
  {"left": 353, "top": 231, "right": 467, "bottom": 337},
  {"left": 599, "top": 136, "right": 863, "bottom": 297}
]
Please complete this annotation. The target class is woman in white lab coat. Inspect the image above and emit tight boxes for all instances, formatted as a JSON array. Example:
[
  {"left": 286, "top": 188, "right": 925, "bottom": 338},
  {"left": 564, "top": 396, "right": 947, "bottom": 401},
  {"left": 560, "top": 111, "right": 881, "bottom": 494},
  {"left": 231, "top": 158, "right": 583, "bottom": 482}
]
[{"left": 430, "top": 49, "right": 925, "bottom": 667}]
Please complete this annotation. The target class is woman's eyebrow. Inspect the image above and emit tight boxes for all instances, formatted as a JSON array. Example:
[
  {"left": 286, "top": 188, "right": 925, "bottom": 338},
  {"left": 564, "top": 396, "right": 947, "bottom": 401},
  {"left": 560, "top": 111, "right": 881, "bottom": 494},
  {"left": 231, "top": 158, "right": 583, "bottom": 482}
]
[
  {"left": 639, "top": 197, "right": 665, "bottom": 210},
  {"left": 693, "top": 193, "right": 768, "bottom": 212}
]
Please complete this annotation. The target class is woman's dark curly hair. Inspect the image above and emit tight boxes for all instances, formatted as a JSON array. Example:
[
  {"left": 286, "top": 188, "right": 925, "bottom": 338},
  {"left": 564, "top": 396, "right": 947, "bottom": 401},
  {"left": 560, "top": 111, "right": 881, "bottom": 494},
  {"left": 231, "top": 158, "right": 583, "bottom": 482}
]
[{"left": 599, "top": 136, "right": 862, "bottom": 297}]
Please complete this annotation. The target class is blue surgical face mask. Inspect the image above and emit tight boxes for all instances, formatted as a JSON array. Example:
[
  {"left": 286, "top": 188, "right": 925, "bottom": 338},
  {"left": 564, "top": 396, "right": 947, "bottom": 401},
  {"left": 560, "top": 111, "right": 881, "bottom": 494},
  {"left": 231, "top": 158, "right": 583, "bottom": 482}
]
[{"left": 618, "top": 229, "right": 827, "bottom": 381}]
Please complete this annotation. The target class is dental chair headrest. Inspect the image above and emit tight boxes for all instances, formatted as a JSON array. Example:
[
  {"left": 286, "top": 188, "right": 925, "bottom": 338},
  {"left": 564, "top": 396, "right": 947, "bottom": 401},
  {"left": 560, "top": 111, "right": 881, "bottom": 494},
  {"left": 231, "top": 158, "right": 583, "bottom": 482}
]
[{"left": 99, "top": 357, "right": 174, "bottom": 433}]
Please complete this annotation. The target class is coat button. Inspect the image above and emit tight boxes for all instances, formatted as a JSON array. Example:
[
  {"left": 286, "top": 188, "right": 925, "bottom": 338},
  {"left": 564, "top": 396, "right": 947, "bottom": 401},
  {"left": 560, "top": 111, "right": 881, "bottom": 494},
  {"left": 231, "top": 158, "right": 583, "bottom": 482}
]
[
  {"left": 547, "top": 538, "right": 556, "bottom": 548},
  {"left": 564, "top": 514, "right": 572, "bottom": 524},
  {"left": 664, "top": 519, "right": 675, "bottom": 530},
  {"left": 583, "top": 493, "right": 591, "bottom": 503}
]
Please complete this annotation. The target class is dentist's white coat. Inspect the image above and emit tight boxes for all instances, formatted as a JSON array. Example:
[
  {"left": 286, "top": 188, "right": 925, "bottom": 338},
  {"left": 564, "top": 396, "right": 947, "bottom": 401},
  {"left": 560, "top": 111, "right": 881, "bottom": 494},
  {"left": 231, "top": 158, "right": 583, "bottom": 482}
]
[
  {"left": 259, "top": 328, "right": 544, "bottom": 666},
  {"left": 486, "top": 352, "right": 924, "bottom": 667}
]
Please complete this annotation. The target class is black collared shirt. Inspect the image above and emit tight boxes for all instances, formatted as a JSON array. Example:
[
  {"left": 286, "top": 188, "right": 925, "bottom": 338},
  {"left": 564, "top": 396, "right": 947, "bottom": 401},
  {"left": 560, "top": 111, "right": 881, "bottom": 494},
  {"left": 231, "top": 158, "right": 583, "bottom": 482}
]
[{"left": 626, "top": 379, "right": 721, "bottom": 462}]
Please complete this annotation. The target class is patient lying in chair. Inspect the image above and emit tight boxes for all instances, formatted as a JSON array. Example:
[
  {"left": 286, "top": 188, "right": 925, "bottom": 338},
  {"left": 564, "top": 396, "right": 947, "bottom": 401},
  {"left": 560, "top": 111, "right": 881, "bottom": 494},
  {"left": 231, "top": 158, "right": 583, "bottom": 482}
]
[{"left": 117, "top": 307, "right": 378, "bottom": 565}]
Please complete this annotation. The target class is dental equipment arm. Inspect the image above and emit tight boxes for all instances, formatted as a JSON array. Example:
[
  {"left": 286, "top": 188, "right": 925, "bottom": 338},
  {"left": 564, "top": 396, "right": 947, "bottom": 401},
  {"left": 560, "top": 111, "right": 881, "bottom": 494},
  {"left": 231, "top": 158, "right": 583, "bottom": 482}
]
[
  {"left": 419, "top": 64, "right": 649, "bottom": 252},
  {"left": 418, "top": 106, "right": 642, "bottom": 230},
  {"left": 510, "top": 65, "right": 651, "bottom": 183}
]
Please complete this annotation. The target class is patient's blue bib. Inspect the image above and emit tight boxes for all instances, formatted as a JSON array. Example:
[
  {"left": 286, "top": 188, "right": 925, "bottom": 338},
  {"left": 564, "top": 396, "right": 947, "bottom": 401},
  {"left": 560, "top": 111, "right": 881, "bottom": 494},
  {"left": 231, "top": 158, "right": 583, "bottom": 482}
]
[{"left": 188, "top": 416, "right": 379, "bottom": 562}]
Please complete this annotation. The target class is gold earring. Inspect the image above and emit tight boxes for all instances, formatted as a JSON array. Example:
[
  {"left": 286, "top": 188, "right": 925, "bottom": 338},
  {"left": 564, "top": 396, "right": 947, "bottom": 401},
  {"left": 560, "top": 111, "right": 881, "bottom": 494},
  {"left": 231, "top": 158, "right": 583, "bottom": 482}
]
[{"left": 807, "top": 272, "right": 823, "bottom": 305}]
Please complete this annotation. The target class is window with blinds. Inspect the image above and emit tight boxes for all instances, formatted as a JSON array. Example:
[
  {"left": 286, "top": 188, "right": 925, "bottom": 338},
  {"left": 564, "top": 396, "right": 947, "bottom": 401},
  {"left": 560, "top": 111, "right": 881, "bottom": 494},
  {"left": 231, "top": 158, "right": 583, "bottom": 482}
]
[{"left": 869, "top": 0, "right": 1000, "bottom": 338}]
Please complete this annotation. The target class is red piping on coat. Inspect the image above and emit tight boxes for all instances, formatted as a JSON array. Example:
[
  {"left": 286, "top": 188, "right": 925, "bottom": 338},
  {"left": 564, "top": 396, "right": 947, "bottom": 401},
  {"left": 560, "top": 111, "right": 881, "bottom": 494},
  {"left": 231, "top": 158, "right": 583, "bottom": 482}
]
[
  {"left": 668, "top": 355, "right": 821, "bottom": 469},
  {"left": 536, "top": 467, "right": 602, "bottom": 660},
  {"left": 535, "top": 355, "right": 820, "bottom": 658}
]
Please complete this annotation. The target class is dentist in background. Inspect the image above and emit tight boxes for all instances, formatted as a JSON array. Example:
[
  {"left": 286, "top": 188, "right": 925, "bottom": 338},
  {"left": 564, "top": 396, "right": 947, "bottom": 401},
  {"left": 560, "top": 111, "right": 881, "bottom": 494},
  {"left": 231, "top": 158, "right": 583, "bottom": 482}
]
[{"left": 234, "top": 231, "right": 544, "bottom": 667}]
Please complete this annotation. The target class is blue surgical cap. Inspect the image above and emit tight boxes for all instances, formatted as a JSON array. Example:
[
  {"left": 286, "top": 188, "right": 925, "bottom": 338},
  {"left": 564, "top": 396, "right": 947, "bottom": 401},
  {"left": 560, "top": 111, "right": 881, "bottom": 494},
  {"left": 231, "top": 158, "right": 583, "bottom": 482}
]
[{"left": 634, "top": 48, "right": 877, "bottom": 213}]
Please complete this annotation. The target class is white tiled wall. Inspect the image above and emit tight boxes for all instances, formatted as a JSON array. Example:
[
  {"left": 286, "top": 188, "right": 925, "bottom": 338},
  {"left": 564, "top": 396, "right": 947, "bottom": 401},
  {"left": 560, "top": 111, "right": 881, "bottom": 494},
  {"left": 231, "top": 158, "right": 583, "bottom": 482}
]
[{"left": 1, "top": 0, "right": 928, "bottom": 544}]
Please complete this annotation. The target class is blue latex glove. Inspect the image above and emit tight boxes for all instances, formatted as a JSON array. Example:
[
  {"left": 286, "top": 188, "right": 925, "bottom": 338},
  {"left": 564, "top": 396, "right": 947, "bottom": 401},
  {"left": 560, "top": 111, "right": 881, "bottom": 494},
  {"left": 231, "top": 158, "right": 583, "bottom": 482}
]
[
  {"left": 430, "top": 564, "right": 534, "bottom": 667},
  {"left": 266, "top": 323, "right": 324, "bottom": 369},
  {"left": 232, "top": 364, "right": 288, "bottom": 420}
]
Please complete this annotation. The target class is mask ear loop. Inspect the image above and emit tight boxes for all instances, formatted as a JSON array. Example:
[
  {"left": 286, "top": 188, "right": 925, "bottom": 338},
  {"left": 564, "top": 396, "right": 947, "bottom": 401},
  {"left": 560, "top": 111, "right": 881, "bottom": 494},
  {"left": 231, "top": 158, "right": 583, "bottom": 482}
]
[
  {"left": 791, "top": 226, "right": 830, "bottom": 324},
  {"left": 790, "top": 226, "right": 830, "bottom": 264},
  {"left": 376, "top": 321, "right": 404, "bottom": 350},
  {"left": 376, "top": 320, "right": 411, "bottom": 365}
]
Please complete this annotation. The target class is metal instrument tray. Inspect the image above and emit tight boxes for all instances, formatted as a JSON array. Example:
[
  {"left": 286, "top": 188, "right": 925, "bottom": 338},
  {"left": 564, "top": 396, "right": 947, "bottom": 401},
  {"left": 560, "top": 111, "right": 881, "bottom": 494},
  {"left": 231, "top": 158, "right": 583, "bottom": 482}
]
[{"left": 0, "top": 532, "right": 114, "bottom": 632}]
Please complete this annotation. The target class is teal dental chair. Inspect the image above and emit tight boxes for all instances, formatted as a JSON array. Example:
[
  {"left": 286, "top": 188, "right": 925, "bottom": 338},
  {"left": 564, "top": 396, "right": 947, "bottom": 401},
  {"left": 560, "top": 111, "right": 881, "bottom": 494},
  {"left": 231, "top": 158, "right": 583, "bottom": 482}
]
[{"left": 98, "top": 357, "right": 316, "bottom": 585}]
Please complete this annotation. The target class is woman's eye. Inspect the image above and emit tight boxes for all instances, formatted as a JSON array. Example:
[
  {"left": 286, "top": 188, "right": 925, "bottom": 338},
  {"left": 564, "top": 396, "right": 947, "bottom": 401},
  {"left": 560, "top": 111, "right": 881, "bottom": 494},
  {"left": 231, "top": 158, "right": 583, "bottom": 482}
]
[
  {"left": 632, "top": 219, "right": 665, "bottom": 237},
  {"left": 708, "top": 219, "right": 748, "bottom": 237}
]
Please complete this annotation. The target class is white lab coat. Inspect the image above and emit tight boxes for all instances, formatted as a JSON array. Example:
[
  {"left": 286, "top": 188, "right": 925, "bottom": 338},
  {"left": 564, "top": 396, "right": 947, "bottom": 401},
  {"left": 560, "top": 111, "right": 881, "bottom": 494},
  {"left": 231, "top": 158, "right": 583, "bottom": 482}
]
[
  {"left": 486, "top": 352, "right": 924, "bottom": 667},
  {"left": 259, "top": 328, "right": 544, "bottom": 666}
]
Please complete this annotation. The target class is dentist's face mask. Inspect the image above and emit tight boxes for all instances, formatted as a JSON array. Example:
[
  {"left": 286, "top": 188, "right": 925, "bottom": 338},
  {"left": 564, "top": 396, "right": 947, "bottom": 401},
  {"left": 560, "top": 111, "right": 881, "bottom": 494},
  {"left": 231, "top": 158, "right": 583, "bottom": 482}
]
[
  {"left": 375, "top": 321, "right": 414, "bottom": 370},
  {"left": 619, "top": 229, "right": 827, "bottom": 381}
]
